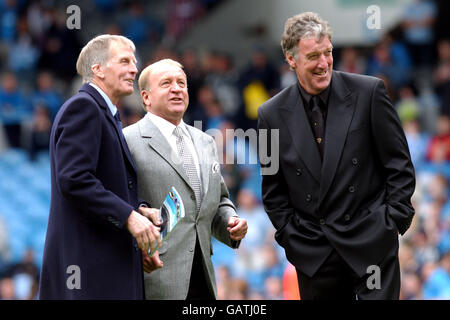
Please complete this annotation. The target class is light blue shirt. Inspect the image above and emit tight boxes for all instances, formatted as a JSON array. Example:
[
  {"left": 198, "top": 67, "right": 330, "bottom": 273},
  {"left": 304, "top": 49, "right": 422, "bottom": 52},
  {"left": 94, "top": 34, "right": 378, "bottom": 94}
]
[{"left": 88, "top": 82, "right": 118, "bottom": 118}]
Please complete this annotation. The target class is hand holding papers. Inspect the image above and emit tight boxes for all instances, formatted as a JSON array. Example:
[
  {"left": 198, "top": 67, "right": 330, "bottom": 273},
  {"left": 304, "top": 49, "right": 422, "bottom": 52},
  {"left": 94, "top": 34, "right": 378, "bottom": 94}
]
[{"left": 147, "top": 186, "right": 185, "bottom": 257}]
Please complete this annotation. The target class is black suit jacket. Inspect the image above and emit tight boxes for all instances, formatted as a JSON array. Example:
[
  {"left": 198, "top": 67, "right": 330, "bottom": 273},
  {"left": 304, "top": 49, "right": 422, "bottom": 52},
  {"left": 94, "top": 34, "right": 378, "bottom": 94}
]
[
  {"left": 257, "top": 71, "right": 415, "bottom": 277},
  {"left": 39, "top": 83, "right": 144, "bottom": 299}
]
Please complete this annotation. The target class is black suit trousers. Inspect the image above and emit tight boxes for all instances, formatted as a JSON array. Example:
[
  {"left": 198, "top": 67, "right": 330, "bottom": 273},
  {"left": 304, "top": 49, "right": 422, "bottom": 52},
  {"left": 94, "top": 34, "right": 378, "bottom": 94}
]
[{"left": 296, "top": 248, "right": 400, "bottom": 300}]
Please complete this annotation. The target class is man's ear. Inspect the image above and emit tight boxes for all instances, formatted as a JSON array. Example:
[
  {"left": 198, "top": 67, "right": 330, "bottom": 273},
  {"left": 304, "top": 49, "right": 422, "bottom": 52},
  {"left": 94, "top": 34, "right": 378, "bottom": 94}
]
[
  {"left": 91, "top": 64, "right": 104, "bottom": 79},
  {"left": 285, "top": 53, "right": 296, "bottom": 70},
  {"left": 141, "top": 90, "right": 151, "bottom": 109}
]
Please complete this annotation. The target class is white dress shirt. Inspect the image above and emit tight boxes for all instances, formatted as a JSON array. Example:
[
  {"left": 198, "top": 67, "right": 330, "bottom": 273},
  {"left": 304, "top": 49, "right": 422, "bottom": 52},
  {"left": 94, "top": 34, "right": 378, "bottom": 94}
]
[{"left": 146, "top": 112, "right": 201, "bottom": 179}]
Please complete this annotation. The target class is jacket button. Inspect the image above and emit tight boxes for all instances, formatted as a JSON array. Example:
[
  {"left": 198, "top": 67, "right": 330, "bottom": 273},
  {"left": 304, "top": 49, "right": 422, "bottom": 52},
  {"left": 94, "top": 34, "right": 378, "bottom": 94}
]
[
  {"left": 306, "top": 194, "right": 312, "bottom": 202},
  {"left": 191, "top": 194, "right": 195, "bottom": 200},
  {"left": 344, "top": 214, "right": 350, "bottom": 221},
  {"left": 134, "top": 243, "right": 139, "bottom": 251},
  {"left": 189, "top": 247, "right": 194, "bottom": 252},
  {"left": 319, "top": 219, "right": 326, "bottom": 225},
  {"left": 349, "top": 185, "right": 355, "bottom": 193},
  {"left": 128, "top": 181, "right": 134, "bottom": 189},
  {"left": 296, "top": 169, "right": 302, "bottom": 176},
  {"left": 352, "top": 158, "right": 358, "bottom": 165}
]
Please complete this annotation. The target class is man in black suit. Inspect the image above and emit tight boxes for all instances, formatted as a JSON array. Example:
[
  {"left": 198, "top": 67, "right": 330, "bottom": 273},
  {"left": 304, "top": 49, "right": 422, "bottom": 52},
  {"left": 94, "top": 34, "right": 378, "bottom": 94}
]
[
  {"left": 39, "top": 35, "right": 161, "bottom": 299},
  {"left": 257, "top": 12, "right": 415, "bottom": 299}
]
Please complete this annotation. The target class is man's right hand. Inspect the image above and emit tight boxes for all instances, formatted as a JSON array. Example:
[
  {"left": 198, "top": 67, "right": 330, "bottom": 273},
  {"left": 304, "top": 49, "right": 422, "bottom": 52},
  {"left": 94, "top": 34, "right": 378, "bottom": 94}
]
[
  {"left": 126, "top": 210, "right": 161, "bottom": 253},
  {"left": 142, "top": 250, "right": 164, "bottom": 273}
]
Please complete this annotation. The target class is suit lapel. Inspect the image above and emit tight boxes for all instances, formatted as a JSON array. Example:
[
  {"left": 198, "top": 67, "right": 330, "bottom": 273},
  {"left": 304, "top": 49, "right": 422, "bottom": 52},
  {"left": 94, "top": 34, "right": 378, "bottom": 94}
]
[
  {"left": 138, "top": 115, "right": 192, "bottom": 190},
  {"left": 318, "top": 72, "right": 357, "bottom": 206},
  {"left": 279, "top": 85, "right": 322, "bottom": 183},
  {"left": 80, "top": 83, "right": 137, "bottom": 173}
]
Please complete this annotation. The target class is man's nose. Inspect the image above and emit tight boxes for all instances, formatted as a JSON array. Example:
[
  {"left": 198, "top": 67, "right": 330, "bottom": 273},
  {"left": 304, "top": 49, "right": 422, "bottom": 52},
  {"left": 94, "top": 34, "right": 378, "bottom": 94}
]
[
  {"left": 130, "top": 62, "right": 138, "bottom": 74},
  {"left": 317, "top": 54, "right": 329, "bottom": 69},
  {"left": 170, "top": 82, "right": 182, "bottom": 91}
]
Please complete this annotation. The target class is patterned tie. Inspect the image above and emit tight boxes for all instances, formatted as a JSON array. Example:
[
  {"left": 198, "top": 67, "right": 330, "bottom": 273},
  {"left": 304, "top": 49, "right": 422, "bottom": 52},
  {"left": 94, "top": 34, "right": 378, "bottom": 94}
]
[
  {"left": 310, "top": 96, "right": 325, "bottom": 159},
  {"left": 174, "top": 126, "right": 202, "bottom": 211}
]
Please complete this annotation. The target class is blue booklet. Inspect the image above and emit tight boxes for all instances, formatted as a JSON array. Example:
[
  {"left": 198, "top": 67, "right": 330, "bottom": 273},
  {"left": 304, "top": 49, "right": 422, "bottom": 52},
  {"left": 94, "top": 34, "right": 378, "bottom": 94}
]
[{"left": 148, "top": 186, "right": 185, "bottom": 256}]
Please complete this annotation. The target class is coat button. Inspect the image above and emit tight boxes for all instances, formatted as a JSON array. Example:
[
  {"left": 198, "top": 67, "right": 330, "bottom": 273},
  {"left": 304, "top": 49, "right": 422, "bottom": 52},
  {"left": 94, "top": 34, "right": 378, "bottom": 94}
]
[
  {"left": 189, "top": 247, "right": 194, "bottom": 252},
  {"left": 344, "top": 214, "right": 350, "bottom": 221},
  {"left": 191, "top": 194, "right": 195, "bottom": 200},
  {"left": 134, "top": 243, "right": 139, "bottom": 251},
  {"left": 306, "top": 194, "right": 312, "bottom": 202},
  {"left": 128, "top": 181, "right": 134, "bottom": 189},
  {"left": 296, "top": 169, "right": 302, "bottom": 176},
  {"left": 349, "top": 185, "right": 355, "bottom": 193},
  {"left": 319, "top": 219, "right": 326, "bottom": 225},
  {"left": 352, "top": 158, "right": 358, "bottom": 165}
]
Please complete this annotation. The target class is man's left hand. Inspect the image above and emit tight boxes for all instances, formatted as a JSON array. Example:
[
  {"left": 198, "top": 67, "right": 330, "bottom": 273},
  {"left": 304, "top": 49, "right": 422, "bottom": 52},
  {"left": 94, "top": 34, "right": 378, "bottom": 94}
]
[{"left": 227, "top": 217, "right": 247, "bottom": 241}]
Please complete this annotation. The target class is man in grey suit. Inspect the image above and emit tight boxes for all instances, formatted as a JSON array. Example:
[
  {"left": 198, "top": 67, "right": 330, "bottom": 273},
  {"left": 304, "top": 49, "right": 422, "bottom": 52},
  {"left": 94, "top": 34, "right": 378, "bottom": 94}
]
[{"left": 123, "top": 59, "right": 248, "bottom": 300}]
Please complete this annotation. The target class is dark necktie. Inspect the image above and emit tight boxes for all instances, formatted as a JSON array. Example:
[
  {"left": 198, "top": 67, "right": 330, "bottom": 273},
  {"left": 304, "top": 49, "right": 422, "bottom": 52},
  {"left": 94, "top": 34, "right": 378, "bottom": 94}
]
[
  {"left": 310, "top": 96, "right": 325, "bottom": 159},
  {"left": 114, "top": 111, "right": 123, "bottom": 130}
]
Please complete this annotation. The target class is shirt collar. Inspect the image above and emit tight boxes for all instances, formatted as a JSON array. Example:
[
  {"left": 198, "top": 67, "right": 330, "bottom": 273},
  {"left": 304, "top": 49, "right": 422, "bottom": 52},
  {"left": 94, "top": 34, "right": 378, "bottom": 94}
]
[
  {"left": 297, "top": 80, "right": 331, "bottom": 109},
  {"left": 89, "top": 82, "right": 118, "bottom": 117},
  {"left": 146, "top": 111, "right": 189, "bottom": 141}
]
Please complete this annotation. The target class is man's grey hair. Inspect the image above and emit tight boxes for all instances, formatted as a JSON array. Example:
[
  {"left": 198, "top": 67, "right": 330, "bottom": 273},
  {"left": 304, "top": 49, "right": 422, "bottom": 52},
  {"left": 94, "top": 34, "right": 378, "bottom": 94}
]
[
  {"left": 76, "top": 34, "right": 135, "bottom": 82},
  {"left": 281, "top": 12, "right": 332, "bottom": 60}
]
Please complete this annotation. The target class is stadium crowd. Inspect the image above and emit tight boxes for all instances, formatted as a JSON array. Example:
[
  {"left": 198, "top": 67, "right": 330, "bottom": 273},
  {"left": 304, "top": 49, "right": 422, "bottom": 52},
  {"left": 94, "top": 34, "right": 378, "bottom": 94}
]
[{"left": 0, "top": 0, "right": 449, "bottom": 299}]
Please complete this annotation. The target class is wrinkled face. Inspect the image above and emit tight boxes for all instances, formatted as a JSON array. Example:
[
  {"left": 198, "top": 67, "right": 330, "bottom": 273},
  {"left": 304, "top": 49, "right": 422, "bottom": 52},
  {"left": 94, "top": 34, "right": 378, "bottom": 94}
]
[
  {"left": 99, "top": 41, "right": 137, "bottom": 104},
  {"left": 286, "top": 36, "right": 333, "bottom": 95},
  {"left": 142, "top": 63, "right": 189, "bottom": 125}
]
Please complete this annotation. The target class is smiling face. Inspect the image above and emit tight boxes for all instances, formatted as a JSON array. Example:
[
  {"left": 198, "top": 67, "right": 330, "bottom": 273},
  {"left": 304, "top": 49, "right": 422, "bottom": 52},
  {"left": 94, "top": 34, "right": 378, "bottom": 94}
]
[
  {"left": 93, "top": 40, "right": 137, "bottom": 105},
  {"left": 142, "top": 62, "right": 189, "bottom": 125},
  {"left": 286, "top": 36, "right": 333, "bottom": 95}
]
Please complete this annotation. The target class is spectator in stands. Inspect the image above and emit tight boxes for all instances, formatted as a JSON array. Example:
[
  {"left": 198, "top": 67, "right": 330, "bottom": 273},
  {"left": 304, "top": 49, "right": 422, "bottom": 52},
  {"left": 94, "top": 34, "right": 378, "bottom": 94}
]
[
  {"left": 239, "top": 46, "right": 280, "bottom": 129},
  {"left": 235, "top": 189, "right": 270, "bottom": 248},
  {"left": 396, "top": 85, "right": 420, "bottom": 124},
  {"left": 426, "top": 115, "right": 450, "bottom": 162},
  {"left": 181, "top": 49, "right": 204, "bottom": 113},
  {"left": 7, "top": 15, "right": 40, "bottom": 83},
  {"left": 0, "top": 216, "right": 10, "bottom": 274},
  {"left": 403, "top": 119, "right": 430, "bottom": 169},
  {"left": 37, "top": 8, "right": 81, "bottom": 81},
  {"left": 0, "top": 0, "right": 18, "bottom": 45},
  {"left": 433, "top": 38, "right": 450, "bottom": 116},
  {"left": 366, "top": 38, "right": 411, "bottom": 92},
  {"left": 205, "top": 52, "right": 240, "bottom": 118},
  {"left": 30, "top": 71, "right": 62, "bottom": 119},
  {"left": 282, "top": 263, "right": 300, "bottom": 300},
  {"left": 401, "top": 0, "right": 437, "bottom": 67},
  {"left": 400, "top": 272, "right": 423, "bottom": 299},
  {"left": 121, "top": 1, "right": 163, "bottom": 46},
  {"left": 264, "top": 276, "right": 283, "bottom": 300},
  {"left": 166, "top": 0, "right": 205, "bottom": 41},
  {"left": 422, "top": 251, "right": 450, "bottom": 299},
  {"left": 336, "top": 47, "right": 366, "bottom": 75},
  {"left": 0, "top": 276, "right": 15, "bottom": 300},
  {"left": 27, "top": 105, "right": 51, "bottom": 161},
  {"left": 10, "top": 249, "right": 39, "bottom": 299},
  {"left": 0, "top": 71, "right": 32, "bottom": 148}
]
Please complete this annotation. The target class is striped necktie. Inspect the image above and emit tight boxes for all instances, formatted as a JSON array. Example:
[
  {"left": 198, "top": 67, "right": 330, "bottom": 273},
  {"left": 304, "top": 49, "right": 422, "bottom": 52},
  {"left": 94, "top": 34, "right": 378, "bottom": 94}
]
[{"left": 173, "top": 127, "right": 202, "bottom": 211}]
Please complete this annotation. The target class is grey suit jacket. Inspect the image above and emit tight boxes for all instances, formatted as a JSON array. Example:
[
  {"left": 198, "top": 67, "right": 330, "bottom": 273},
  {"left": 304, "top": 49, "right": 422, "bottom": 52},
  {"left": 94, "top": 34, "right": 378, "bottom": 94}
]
[{"left": 123, "top": 113, "right": 239, "bottom": 299}]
